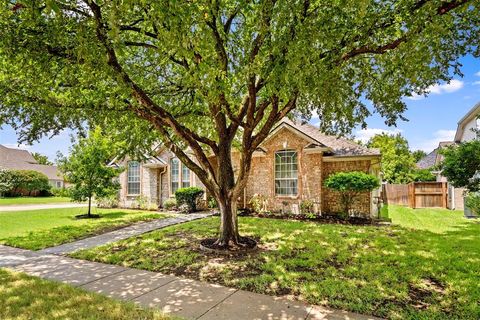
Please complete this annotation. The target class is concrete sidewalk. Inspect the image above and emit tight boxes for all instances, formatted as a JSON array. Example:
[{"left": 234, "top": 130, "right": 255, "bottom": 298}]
[
  {"left": 0, "top": 203, "right": 88, "bottom": 212},
  {"left": 38, "top": 213, "right": 211, "bottom": 255},
  {"left": 0, "top": 245, "right": 381, "bottom": 320}
]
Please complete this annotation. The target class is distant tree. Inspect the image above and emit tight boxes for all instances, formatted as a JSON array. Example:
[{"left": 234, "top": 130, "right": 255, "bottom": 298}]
[
  {"left": 58, "top": 128, "right": 123, "bottom": 218},
  {"left": 412, "top": 150, "right": 427, "bottom": 163},
  {"left": 324, "top": 171, "right": 380, "bottom": 216},
  {"left": 367, "top": 133, "right": 416, "bottom": 184},
  {"left": 412, "top": 168, "right": 436, "bottom": 182},
  {"left": 440, "top": 140, "right": 480, "bottom": 192},
  {"left": 32, "top": 152, "right": 53, "bottom": 165}
]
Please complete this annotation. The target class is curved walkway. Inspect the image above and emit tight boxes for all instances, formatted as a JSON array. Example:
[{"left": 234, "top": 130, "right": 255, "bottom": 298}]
[{"left": 38, "top": 213, "right": 211, "bottom": 255}]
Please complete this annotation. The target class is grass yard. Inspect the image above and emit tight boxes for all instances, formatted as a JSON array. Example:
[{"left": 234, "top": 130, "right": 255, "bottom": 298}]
[
  {"left": 0, "top": 268, "right": 169, "bottom": 320},
  {"left": 0, "top": 196, "right": 72, "bottom": 206},
  {"left": 73, "top": 206, "right": 480, "bottom": 320},
  {"left": 0, "top": 208, "right": 169, "bottom": 250}
]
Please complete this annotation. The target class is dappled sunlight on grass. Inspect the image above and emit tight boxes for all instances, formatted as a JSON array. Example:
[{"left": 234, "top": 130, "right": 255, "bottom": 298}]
[
  {"left": 0, "top": 208, "right": 169, "bottom": 250},
  {"left": 73, "top": 210, "right": 480, "bottom": 319},
  {"left": 0, "top": 269, "right": 169, "bottom": 319}
]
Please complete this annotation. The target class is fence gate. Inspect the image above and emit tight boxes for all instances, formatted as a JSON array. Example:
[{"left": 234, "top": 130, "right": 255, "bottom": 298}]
[{"left": 383, "top": 182, "right": 448, "bottom": 209}]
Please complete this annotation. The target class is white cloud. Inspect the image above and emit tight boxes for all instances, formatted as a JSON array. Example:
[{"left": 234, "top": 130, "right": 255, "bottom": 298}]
[
  {"left": 2, "top": 143, "right": 32, "bottom": 150},
  {"left": 407, "top": 79, "right": 464, "bottom": 100},
  {"left": 473, "top": 80, "right": 480, "bottom": 86},
  {"left": 411, "top": 129, "right": 456, "bottom": 152},
  {"left": 355, "top": 128, "right": 403, "bottom": 144},
  {"left": 475, "top": 71, "right": 480, "bottom": 77}
]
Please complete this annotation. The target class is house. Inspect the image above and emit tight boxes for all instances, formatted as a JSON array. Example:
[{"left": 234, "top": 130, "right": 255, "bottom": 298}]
[
  {"left": 117, "top": 118, "right": 382, "bottom": 217},
  {"left": 0, "top": 144, "right": 65, "bottom": 188},
  {"left": 416, "top": 101, "right": 480, "bottom": 210}
]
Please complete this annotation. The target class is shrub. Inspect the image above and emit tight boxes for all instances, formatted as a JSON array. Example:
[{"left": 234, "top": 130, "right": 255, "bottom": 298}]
[
  {"left": 207, "top": 196, "right": 218, "bottom": 209},
  {"left": 133, "top": 195, "right": 150, "bottom": 210},
  {"left": 0, "top": 169, "right": 14, "bottom": 196},
  {"left": 249, "top": 194, "right": 269, "bottom": 213},
  {"left": 97, "top": 194, "right": 119, "bottom": 208},
  {"left": 324, "top": 171, "right": 380, "bottom": 216},
  {"left": 412, "top": 169, "right": 436, "bottom": 182},
  {"left": 175, "top": 187, "right": 204, "bottom": 213},
  {"left": 300, "top": 199, "right": 314, "bottom": 214},
  {"left": 163, "top": 198, "right": 177, "bottom": 210},
  {"left": 51, "top": 187, "right": 72, "bottom": 197},
  {"left": 465, "top": 193, "right": 480, "bottom": 215}
]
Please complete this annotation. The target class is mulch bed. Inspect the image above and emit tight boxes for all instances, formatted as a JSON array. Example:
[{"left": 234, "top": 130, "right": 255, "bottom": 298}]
[{"left": 237, "top": 209, "right": 387, "bottom": 226}]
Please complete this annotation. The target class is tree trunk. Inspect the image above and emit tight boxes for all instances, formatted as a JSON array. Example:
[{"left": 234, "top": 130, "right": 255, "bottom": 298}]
[
  {"left": 87, "top": 196, "right": 92, "bottom": 218},
  {"left": 216, "top": 196, "right": 240, "bottom": 247}
]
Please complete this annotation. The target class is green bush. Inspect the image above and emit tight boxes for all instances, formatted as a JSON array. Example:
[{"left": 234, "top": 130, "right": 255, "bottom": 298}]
[
  {"left": 51, "top": 187, "right": 72, "bottom": 197},
  {"left": 249, "top": 194, "right": 269, "bottom": 213},
  {"left": 465, "top": 193, "right": 480, "bottom": 215},
  {"left": 97, "top": 194, "right": 119, "bottom": 208},
  {"left": 324, "top": 171, "right": 380, "bottom": 216},
  {"left": 163, "top": 198, "right": 177, "bottom": 211},
  {"left": 300, "top": 199, "right": 314, "bottom": 214},
  {"left": 174, "top": 187, "right": 204, "bottom": 213},
  {"left": 0, "top": 169, "right": 51, "bottom": 196}
]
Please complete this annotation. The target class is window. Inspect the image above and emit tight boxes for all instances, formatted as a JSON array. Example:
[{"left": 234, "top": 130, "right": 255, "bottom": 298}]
[
  {"left": 170, "top": 158, "right": 180, "bottom": 193},
  {"left": 127, "top": 161, "right": 141, "bottom": 195},
  {"left": 182, "top": 163, "right": 190, "bottom": 188},
  {"left": 274, "top": 150, "right": 298, "bottom": 196},
  {"left": 56, "top": 181, "right": 63, "bottom": 188}
]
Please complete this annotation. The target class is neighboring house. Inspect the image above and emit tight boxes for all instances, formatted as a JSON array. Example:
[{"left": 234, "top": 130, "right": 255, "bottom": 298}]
[
  {"left": 0, "top": 144, "right": 65, "bottom": 188},
  {"left": 417, "top": 101, "right": 480, "bottom": 210},
  {"left": 117, "top": 118, "right": 382, "bottom": 217}
]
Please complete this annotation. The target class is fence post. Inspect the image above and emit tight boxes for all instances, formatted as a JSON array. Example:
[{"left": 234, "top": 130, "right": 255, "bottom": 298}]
[
  {"left": 442, "top": 182, "right": 447, "bottom": 208},
  {"left": 409, "top": 182, "right": 416, "bottom": 209}
]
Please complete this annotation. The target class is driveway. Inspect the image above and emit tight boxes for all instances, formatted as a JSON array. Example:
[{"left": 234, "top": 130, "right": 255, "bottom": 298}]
[{"left": 0, "top": 203, "right": 89, "bottom": 212}]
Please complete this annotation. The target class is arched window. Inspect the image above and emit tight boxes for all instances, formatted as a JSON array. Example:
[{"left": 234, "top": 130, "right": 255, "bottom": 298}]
[
  {"left": 274, "top": 150, "right": 298, "bottom": 196},
  {"left": 127, "top": 161, "right": 141, "bottom": 195}
]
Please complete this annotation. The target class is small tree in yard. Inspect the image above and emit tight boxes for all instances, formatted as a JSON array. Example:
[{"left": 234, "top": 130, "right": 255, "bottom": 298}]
[
  {"left": 175, "top": 187, "right": 205, "bottom": 213},
  {"left": 324, "top": 171, "right": 380, "bottom": 217},
  {"left": 58, "top": 128, "right": 123, "bottom": 218},
  {"left": 0, "top": 1, "right": 478, "bottom": 248}
]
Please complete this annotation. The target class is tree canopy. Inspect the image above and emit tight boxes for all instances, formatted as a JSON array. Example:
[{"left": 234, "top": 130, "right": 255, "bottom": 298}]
[
  {"left": 440, "top": 140, "right": 480, "bottom": 192},
  {"left": 0, "top": 0, "right": 478, "bottom": 246},
  {"left": 32, "top": 152, "right": 53, "bottom": 165},
  {"left": 367, "top": 133, "right": 417, "bottom": 183}
]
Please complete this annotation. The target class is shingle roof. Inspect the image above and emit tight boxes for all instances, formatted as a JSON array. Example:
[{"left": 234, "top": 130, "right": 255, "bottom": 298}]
[
  {"left": 271, "top": 118, "right": 380, "bottom": 157},
  {"left": 416, "top": 149, "right": 438, "bottom": 169},
  {"left": 0, "top": 145, "right": 63, "bottom": 180}
]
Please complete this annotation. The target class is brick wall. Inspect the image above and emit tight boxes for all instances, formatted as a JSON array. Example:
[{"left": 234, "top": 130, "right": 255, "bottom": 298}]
[{"left": 321, "top": 160, "right": 372, "bottom": 214}]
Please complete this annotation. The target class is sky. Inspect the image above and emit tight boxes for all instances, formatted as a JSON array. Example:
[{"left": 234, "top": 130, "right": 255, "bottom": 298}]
[{"left": 1, "top": 55, "right": 480, "bottom": 162}]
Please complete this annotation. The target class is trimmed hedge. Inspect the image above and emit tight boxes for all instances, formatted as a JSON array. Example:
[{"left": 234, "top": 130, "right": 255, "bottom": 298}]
[{"left": 174, "top": 187, "right": 204, "bottom": 213}]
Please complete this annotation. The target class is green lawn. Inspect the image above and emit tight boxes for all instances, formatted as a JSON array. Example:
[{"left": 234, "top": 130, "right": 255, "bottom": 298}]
[
  {"left": 73, "top": 205, "right": 480, "bottom": 320},
  {"left": 0, "top": 196, "right": 72, "bottom": 206},
  {"left": 0, "top": 208, "right": 169, "bottom": 250},
  {"left": 0, "top": 268, "right": 169, "bottom": 320}
]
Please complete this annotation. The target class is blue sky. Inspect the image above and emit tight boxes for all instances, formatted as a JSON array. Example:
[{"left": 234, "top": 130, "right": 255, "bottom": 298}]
[{"left": 1, "top": 55, "right": 479, "bottom": 161}]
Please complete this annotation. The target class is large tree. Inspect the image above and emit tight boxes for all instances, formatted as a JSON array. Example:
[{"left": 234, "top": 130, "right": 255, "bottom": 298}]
[
  {"left": 440, "top": 140, "right": 480, "bottom": 192},
  {"left": 0, "top": 0, "right": 478, "bottom": 248}
]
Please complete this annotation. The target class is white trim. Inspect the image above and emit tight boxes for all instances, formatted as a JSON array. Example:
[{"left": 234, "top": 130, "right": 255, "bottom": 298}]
[{"left": 322, "top": 155, "right": 380, "bottom": 162}]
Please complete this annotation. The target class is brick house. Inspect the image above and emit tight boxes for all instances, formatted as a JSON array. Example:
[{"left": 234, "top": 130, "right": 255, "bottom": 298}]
[{"left": 117, "top": 118, "right": 382, "bottom": 217}]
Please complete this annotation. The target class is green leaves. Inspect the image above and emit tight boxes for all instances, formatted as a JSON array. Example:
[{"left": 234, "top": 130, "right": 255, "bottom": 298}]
[
  {"left": 57, "top": 127, "right": 123, "bottom": 202},
  {"left": 440, "top": 140, "right": 480, "bottom": 192},
  {"left": 324, "top": 171, "right": 380, "bottom": 193}
]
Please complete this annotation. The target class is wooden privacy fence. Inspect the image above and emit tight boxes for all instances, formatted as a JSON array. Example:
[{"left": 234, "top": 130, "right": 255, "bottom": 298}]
[{"left": 383, "top": 182, "right": 448, "bottom": 209}]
